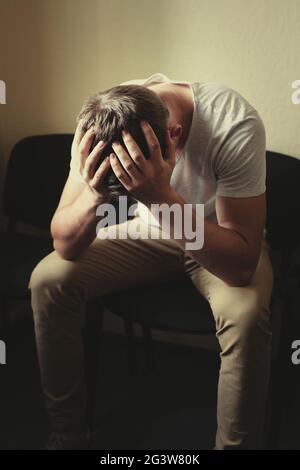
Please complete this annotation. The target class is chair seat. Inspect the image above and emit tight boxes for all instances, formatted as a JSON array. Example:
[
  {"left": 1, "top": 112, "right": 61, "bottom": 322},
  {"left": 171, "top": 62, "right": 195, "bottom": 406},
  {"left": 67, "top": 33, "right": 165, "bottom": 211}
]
[
  {"left": 0, "top": 231, "right": 54, "bottom": 298},
  {"left": 103, "top": 278, "right": 216, "bottom": 334}
]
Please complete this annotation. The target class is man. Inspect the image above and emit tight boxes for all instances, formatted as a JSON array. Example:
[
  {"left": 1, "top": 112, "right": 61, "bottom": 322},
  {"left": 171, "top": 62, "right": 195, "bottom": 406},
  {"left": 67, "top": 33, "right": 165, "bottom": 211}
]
[{"left": 29, "top": 73, "right": 273, "bottom": 449}]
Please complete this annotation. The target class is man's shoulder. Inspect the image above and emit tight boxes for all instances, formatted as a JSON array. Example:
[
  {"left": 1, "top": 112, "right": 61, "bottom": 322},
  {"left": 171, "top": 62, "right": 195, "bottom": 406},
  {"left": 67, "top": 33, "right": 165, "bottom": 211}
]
[
  {"left": 119, "top": 78, "right": 147, "bottom": 86},
  {"left": 192, "top": 81, "right": 260, "bottom": 126},
  {"left": 189, "top": 81, "right": 265, "bottom": 172},
  {"left": 119, "top": 72, "right": 191, "bottom": 88}
]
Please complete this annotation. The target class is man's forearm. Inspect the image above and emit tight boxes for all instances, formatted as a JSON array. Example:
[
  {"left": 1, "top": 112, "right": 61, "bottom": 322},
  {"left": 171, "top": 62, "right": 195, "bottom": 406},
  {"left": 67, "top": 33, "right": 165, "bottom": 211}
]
[
  {"left": 145, "top": 190, "right": 260, "bottom": 287},
  {"left": 51, "top": 185, "right": 103, "bottom": 260}
]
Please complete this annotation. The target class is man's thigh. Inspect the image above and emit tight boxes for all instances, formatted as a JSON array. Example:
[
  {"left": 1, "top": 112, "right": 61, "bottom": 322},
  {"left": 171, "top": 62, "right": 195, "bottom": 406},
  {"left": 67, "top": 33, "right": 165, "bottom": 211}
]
[
  {"left": 29, "top": 217, "right": 187, "bottom": 300},
  {"left": 184, "top": 239, "right": 274, "bottom": 328}
]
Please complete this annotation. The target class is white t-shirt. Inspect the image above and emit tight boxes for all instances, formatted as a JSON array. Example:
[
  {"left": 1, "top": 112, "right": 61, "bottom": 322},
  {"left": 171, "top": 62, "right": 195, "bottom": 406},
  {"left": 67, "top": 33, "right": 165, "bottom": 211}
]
[{"left": 69, "top": 73, "right": 266, "bottom": 225}]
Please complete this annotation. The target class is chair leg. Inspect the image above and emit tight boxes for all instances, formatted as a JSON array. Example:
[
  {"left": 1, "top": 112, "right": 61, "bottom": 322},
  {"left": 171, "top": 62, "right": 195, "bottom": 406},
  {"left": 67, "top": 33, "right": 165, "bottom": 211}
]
[
  {"left": 266, "top": 360, "right": 283, "bottom": 449},
  {"left": 123, "top": 316, "right": 139, "bottom": 377},
  {"left": 266, "top": 297, "right": 291, "bottom": 449},
  {"left": 85, "top": 300, "right": 104, "bottom": 430},
  {"left": 142, "top": 325, "right": 156, "bottom": 373}
]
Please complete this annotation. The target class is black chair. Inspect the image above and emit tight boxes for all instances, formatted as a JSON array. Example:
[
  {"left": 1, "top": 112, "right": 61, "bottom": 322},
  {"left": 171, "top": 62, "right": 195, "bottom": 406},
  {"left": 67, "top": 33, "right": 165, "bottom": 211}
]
[
  {"left": 0, "top": 133, "right": 106, "bottom": 427},
  {"left": 92, "top": 150, "right": 300, "bottom": 449},
  {"left": 0, "top": 134, "right": 74, "bottom": 329}
]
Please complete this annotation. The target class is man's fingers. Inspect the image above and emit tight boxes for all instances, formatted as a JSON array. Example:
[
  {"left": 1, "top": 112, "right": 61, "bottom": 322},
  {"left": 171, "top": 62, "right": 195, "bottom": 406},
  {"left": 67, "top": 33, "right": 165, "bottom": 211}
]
[
  {"left": 85, "top": 140, "right": 107, "bottom": 177},
  {"left": 112, "top": 141, "right": 141, "bottom": 180},
  {"left": 73, "top": 119, "right": 85, "bottom": 148},
  {"left": 78, "top": 128, "right": 95, "bottom": 169},
  {"left": 140, "top": 120, "right": 163, "bottom": 166},
  {"left": 164, "top": 128, "right": 176, "bottom": 165},
  {"left": 110, "top": 153, "right": 131, "bottom": 188},
  {"left": 121, "top": 131, "right": 147, "bottom": 173},
  {"left": 78, "top": 127, "right": 95, "bottom": 153},
  {"left": 90, "top": 156, "right": 111, "bottom": 188}
]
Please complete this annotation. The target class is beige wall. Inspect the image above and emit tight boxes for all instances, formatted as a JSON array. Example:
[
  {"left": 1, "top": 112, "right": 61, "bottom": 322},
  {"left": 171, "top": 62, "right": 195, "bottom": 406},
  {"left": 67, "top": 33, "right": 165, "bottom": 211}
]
[{"left": 1, "top": 0, "right": 300, "bottom": 223}]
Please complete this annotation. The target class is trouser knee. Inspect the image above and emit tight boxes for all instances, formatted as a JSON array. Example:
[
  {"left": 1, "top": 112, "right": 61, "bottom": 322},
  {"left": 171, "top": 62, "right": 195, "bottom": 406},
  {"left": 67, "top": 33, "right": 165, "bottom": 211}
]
[
  {"left": 211, "top": 293, "right": 272, "bottom": 351},
  {"left": 29, "top": 251, "right": 84, "bottom": 324}
]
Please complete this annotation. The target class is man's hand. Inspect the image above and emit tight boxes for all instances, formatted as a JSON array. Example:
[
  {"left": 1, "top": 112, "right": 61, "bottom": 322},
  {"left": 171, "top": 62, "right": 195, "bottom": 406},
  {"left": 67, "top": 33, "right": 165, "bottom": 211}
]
[
  {"left": 110, "top": 120, "right": 176, "bottom": 206},
  {"left": 71, "top": 121, "right": 111, "bottom": 200}
]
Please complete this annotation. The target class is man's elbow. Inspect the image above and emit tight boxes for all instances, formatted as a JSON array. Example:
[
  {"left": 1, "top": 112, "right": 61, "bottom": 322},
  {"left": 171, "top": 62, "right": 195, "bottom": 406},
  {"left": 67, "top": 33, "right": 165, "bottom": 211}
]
[
  {"left": 226, "top": 263, "right": 256, "bottom": 287},
  {"left": 53, "top": 239, "right": 79, "bottom": 261},
  {"left": 226, "top": 271, "right": 253, "bottom": 287}
]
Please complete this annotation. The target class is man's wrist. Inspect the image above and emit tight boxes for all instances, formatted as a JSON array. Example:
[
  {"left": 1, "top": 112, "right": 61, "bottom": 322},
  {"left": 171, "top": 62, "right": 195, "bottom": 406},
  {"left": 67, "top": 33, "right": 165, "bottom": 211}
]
[
  {"left": 143, "top": 188, "right": 184, "bottom": 208},
  {"left": 83, "top": 183, "right": 106, "bottom": 207}
]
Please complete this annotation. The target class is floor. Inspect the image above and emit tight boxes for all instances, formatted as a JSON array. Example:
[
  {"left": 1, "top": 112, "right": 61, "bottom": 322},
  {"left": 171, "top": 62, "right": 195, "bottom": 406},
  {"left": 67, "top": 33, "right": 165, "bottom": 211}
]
[{"left": 0, "top": 315, "right": 299, "bottom": 450}]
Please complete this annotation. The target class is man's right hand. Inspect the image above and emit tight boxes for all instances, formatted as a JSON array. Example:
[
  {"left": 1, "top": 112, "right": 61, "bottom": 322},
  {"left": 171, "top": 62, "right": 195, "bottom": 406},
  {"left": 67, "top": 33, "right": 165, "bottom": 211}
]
[
  {"left": 51, "top": 122, "right": 114, "bottom": 259},
  {"left": 71, "top": 121, "right": 111, "bottom": 200}
]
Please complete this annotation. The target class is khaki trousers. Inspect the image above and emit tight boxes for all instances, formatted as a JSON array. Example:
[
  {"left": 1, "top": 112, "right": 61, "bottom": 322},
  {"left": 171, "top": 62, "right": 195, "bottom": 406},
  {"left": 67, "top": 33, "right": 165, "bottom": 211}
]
[{"left": 28, "top": 215, "right": 273, "bottom": 449}]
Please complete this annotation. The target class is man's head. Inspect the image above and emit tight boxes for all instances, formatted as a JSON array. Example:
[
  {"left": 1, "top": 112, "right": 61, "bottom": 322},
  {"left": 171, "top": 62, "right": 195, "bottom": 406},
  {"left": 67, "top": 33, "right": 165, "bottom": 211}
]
[{"left": 77, "top": 84, "right": 170, "bottom": 200}]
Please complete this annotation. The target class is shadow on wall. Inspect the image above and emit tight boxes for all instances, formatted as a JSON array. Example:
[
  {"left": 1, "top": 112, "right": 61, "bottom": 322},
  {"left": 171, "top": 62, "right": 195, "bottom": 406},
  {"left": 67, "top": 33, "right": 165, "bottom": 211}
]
[
  {"left": 0, "top": 0, "right": 169, "bottom": 227},
  {"left": 0, "top": 1, "right": 52, "bottom": 225}
]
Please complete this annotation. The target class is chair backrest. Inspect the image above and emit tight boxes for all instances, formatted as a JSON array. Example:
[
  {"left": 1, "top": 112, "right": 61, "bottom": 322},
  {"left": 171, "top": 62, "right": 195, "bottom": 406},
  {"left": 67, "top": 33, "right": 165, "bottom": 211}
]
[
  {"left": 266, "top": 150, "right": 300, "bottom": 255},
  {"left": 3, "top": 134, "right": 73, "bottom": 230},
  {"left": 3, "top": 138, "right": 300, "bottom": 251}
]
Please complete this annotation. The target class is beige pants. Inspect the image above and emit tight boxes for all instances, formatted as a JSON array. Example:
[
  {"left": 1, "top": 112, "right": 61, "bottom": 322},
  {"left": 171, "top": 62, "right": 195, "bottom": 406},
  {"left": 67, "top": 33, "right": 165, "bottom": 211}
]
[{"left": 28, "top": 215, "right": 273, "bottom": 449}]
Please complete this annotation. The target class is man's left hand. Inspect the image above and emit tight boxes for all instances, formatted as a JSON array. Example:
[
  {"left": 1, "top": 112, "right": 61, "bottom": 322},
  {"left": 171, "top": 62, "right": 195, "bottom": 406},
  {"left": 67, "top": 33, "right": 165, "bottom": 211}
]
[{"left": 110, "top": 120, "right": 176, "bottom": 206}]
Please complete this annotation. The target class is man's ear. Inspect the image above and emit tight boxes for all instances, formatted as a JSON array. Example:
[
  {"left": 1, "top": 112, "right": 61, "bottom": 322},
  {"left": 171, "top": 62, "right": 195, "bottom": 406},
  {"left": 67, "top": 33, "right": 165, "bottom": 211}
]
[{"left": 168, "top": 124, "right": 182, "bottom": 142}]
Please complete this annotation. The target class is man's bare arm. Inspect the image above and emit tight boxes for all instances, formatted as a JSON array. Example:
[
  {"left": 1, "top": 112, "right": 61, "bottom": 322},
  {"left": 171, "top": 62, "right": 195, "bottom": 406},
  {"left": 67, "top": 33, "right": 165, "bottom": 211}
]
[
  {"left": 109, "top": 121, "right": 266, "bottom": 287},
  {"left": 50, "top": 124, "right": 111, "bottom": 260},
  {"left": 143, "top": 189, "right": 266, "bottom": 287},
  {"left": 51, "top": 179, "right": 105, "bottom": 260}
]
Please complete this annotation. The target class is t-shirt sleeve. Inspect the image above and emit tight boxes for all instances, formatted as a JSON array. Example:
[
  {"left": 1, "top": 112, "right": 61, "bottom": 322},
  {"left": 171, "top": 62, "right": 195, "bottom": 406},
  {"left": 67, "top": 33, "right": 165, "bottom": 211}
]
[{"left": 214, "top": 115, "right": 266, "bottom": 198}]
